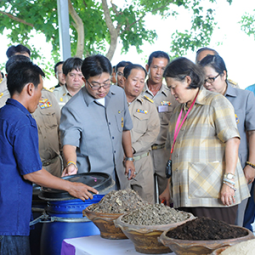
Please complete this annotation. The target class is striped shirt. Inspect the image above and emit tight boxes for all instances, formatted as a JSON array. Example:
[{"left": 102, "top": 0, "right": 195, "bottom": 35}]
[{"left": 166, "top": 88, "right": 249, "bottom": 208}]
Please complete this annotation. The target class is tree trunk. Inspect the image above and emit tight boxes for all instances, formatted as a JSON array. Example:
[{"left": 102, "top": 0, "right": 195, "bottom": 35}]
[{"left": 68, "top": 0, "right": 84, "bottom": 58}]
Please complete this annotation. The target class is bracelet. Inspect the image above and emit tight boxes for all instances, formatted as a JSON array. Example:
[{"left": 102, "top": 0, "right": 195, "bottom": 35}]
[
  {"left": 67, "top": 161, "right": 77, "bottom": 169},
  {"left": 223, "top": 178, "right": 235, "bottom": 186},
  {"left": 246, "top": 161, "right": 255, "bottom": 169},
  {"left": 223, "top": 181, "right": 237, "bottom": 192},
  {"left": 125, "top": 157, "right": 134, "bottom": 162}
]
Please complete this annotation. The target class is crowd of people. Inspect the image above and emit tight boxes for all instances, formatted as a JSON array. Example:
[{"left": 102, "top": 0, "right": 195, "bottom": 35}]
[{"left": 0, "top": 44, "right": 255, "bottom": 254}]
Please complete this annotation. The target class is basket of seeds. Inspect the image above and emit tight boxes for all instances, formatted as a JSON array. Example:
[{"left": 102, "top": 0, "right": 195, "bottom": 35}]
[
  {"left": 114, "top": 203, "right": 194, "bottom": 254},
  {"left": 82, "top": 189, "right": 148, "bottom": 239},
  {"left": 158, "top": 217, "right": 255, "bottom": 255}
]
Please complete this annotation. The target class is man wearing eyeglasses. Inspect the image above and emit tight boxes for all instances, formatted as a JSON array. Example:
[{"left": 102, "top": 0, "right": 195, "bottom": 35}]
[
  {"left": 54, "top": 57, "right": 84, "bottom": 109},
  {"left": 59, "top": 54, "right": 135, "bottom": 190},
  {"left": 115, "top": 61, "right": 132, "bottom": 88}
]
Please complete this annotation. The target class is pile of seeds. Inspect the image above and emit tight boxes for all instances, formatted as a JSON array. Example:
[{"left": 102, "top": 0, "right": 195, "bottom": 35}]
[
  {"left": 166, "top": 217, "right": 248, "bottom": 240},
  {"left": 121, "top": 204, "right": 191, "bottom": 225},
  {"left": 87, "top": 189, "right": 147, "bottom": 214}
]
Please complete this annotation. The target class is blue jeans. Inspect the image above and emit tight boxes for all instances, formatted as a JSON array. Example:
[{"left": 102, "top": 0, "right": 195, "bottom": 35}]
[{"left": 0, "top": 235, "right": 31, "bottom": 255}]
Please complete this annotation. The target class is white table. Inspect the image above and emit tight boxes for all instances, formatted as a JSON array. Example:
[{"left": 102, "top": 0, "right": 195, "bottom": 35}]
[{"left": 61, "top": 235, "right": 175, "bottom": 255}]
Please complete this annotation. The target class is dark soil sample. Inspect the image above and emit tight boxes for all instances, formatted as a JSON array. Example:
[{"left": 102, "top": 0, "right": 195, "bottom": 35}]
[
  {"left": 166, "top": 217, "right": 248, "bottom": 240},
  {"left": 87, "top": 189, "right": 148, "bottom": 213}
]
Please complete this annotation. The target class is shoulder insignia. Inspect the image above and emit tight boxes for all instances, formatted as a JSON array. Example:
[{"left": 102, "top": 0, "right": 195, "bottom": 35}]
[
  {"left": 228, "top": 79, "right": 238, "bottom": 85},
  {"left": 144, "top": 95, "right": 154, "bottom": 103},
  {"left": 43, "top": 87, "right": 54, "bottom": 92}
]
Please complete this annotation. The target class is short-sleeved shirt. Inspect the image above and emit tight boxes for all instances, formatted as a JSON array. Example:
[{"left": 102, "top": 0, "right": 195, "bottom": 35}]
[
  {"left": 142, "top": 83, "right": 179, "bottom": 145},
  {"left": 166, "top": 88, "right": 249, "bottom": 208},
  {"left": 225, "top": 83, "right": 255, "bottom": 168},
  {"left": 245, "top": 84, "right": 255, "bottom": 94},
  {"left": 60, "top": 85, "right": 133, "bottom": 187},
  {"left": 53, "top": 85, "right": 72, "bottom": 109},
  {"left": 0, "top": 99, "right": 42, "bottom": 236},
  {"left": 128, "top": 94, "right": 160, "bottom": 154}
]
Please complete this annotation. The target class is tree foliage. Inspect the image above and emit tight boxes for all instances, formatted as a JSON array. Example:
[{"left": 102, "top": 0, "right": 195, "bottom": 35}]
[
  {"left": 0, "top": 0, "right": 232, "bottom": 76},
  {"left": 240, "top": 9, "right": 255, "bottom": 39}
]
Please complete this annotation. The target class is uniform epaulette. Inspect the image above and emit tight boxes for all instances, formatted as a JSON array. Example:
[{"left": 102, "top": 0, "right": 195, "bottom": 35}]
[
  {"left": 143, "top": 95, "right": 154, "bottom": 103},
  {"left": 43, "top": 87, "right": 54, "bottom": 92},
  {"left": 228, "top": 79, "right": 238, "bottom": 85}
]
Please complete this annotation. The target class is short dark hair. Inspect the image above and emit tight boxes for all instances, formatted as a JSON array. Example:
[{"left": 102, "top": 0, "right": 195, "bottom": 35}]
[
  {"left": 6, "top": 44, "right": 31, "bottom": 59},
  {"left": 199, "top": 55, "right": 228, "bottom": 81},
  {"left": 62, "top": 57, "right": 83, "bottom": 75},
  {"left": 116, "top": 61, "right": 132, "bottom": 72},
  {"left": 195, "top": 47, "right": 219, "bottom": 64},
  {"left": 163, "top": 57, "right": 204, "bottom": 89},
  {"left": 5, "top": 55, "right": 31, "bottom": 74},
  {"left": 54, "top": 61, "right": 64, "bottom": 74},
  {"left": 123, "top": 64, "right": 147, "bottom": 79},
  {"left": 81, "top": 54, "right": 112, "bottom": 80},
  {"left": 147, "top": 51, "right": 170, "bottom": 67},
  {"left": 7, "top": 61, "right": 45, "bottom": 97}
]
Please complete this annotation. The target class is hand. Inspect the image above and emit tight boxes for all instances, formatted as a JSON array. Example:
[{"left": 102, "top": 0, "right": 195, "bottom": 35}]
[
  {"left": 243, "top": 165, "right": 255, "bottom": 184},
  {"left": 68, "top": 182, "right": 98, "bottom": 201},
  {"left": 159, "top": 185, "right": 171, "bottom": 206},
  {"left": 221, "top": 183, "right": 235, "bottom": 206},
  {"left": 124, "top": 160, "right": 135, "bottom": 180},
  {"left": 61, "top": 164, "right": 78, "bottom": 177}
]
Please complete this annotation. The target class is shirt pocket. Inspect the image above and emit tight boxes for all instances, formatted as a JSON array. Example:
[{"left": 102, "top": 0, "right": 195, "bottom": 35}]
[
  {"left": 160, "top": 105, "right": 174, "bottom": 125},
  {"left": 188, "top": 161, "right": 222, "bottom": 199},
  {"left": 40, "top": 109, "right": 58, "bottom": 129},
  {"left": 133, "top": 112, "right": 149, "bottom": 133},
  {"left": 115, "top": 109, "right": 125, "bottom": 132}
]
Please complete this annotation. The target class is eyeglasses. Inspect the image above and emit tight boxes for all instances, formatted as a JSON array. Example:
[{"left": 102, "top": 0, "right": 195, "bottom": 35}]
[
  {"left": 204, "top": 73, "right": 221, "bottom": 84},
  {"left": 86, "top": 80, "right": 111, "bottom": 90}
]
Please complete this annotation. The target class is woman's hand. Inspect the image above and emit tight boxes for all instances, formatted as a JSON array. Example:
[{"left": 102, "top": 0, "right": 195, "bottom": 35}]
[{"left": 221, "top": 183, "right": 235, "bottom": 206}]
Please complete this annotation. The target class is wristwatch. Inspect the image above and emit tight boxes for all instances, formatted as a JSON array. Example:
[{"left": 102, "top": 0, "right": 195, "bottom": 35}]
[
  {"left": 125, "top": 157, "right": 134, "bottom": 162},
  {"left": 224, "top": 173, "right": 235, "bottom": 180}
]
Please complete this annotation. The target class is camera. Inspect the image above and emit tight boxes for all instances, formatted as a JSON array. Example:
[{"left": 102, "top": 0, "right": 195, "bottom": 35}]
[{"left": 165, "top": 160, "right": 172, "bottom": 178}]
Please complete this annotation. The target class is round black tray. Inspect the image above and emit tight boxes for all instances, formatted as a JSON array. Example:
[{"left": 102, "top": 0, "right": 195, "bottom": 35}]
[{"left": 38, "top": 172, "right": 112, "bottom": 201}]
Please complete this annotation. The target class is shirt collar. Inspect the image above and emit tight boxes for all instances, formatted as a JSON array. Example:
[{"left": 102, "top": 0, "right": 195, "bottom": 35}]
[
  {"left": 143, "top": 81, "right": 170, "bottom": 97},
  {"left": 224, "top": 82, "right": 237, "bottom": 98},
  {"left": 6, "top": 98, "right": 30, "bottom": 115}
]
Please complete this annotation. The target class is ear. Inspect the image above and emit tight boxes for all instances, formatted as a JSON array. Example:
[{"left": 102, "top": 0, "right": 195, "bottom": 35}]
[
  {"left": 185, "top": 76, "right": 192, "bottom": 87},
  {"left": 82, "top": 77, "right": 86, "bottom": 83},
  {"left": 63, "top": 73, "right": 67, "bottom": 81},
  {"left": 26, "top": 83, "right": 35, "bottom": 96},
  {"left": 222, "top": 70, "right": 227, "bottom": 80},
  {"left": 145, "top": 64, "right": 149, "bottom": 72},
  {"left": 55, "top": 74, "right": 57, "bottom": 79}
]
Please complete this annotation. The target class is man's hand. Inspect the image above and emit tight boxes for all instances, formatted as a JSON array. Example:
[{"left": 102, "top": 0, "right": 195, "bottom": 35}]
[
  {"left": 159, "top": 183, "right": 171, "bottom": 206},
  {"left": 244, "top": 165, "right": 255, "bottom": 184},
  {"left": 67, "top": 182, "right": 98, "bottom": 201},
  {"left": 124, "top": 160, "right": 135, "bottom": 180},
  {"left": 62, "top": 164, "right": 78, "bottom": 177}
]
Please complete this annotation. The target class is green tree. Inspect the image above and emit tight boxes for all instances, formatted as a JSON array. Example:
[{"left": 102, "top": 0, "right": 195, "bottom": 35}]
[
  {"left": 240, "top": 9, "right": 255, "bottom": 39},
  {"left": 0, "top": 0, "right": 232, "bottom": 75}
]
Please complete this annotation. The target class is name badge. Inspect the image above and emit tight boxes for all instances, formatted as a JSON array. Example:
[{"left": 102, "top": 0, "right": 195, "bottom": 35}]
[{"left": 158, "top": 105, "right": 168, "bottom": 113}]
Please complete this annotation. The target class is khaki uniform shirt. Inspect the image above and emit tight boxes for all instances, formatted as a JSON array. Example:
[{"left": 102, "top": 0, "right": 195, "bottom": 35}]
[
  {"left": 128, "top": 95, "right": 160, "bottom": 154},
  {"left": 166, "top": 88, "right": 249, "bottom": 208},
  {"left": 142, "top": 83, "right": 179, "bottom": 145},
  {"left": 32, "top": 89, "right": 62, "bottom": 176},
  {"left": 0, "top": 78, "right": 7, "bottom": 93},
  {"left": 53, "top": 85, "right": 72, "bottom": 109},
  {"left": 0, "top": 90, "right": 10, "bottom": 108}
]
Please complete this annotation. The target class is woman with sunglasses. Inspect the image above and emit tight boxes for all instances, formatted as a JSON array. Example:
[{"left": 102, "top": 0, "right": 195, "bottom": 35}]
[
  {"left": 159, "top": 57, "right": 249, "bottom": 224},
  {"left": 200, "top": 55, "right": 255, "bottom": 228}
]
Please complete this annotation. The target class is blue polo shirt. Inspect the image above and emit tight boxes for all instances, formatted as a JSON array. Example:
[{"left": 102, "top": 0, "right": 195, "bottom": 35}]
[{"left": 0, "top": 99, "right": 42, "bottom": 236}]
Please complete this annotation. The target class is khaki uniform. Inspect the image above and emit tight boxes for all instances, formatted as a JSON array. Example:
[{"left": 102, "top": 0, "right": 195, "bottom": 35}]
[
  {"left": 32, "top": 88, "right": 62, "bottom": 177},
  {"left": 0, "top": 78, "right": 7, "bottom": 93},
  {"left": 0, "top": 90, "right": 10, "bottom": 108},
  {"left": 125, "top": 95, "right": 160, "bottom": 203},
  {"left": 53, "top": 85, "right": 72, "bottom": 109},
  {"left": 142, "top": 83, "right": 179, "bottom": 196}
]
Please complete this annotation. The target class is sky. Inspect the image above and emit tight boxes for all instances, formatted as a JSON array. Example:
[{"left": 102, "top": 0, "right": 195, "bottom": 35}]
[{"left": 1, "top": 0, "right": 255, "bottom": 89}]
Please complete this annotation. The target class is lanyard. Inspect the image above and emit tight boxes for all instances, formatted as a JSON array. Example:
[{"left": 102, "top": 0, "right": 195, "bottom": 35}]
[{"left": 171, "top": 92, "right": 199, "bottom": 154}]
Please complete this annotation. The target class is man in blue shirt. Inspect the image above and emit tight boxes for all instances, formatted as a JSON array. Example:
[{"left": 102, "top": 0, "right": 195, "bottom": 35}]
[{"left": 0, "top": 61, "right": 97, "bottom": 255}]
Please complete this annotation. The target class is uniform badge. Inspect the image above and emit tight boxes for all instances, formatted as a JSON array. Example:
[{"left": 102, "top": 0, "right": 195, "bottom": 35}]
[
  {"left": 121, "top": 117, "right": 124, "bottom": 128},
  {"left": 136, "top": 109, "right": 148, "bottom": 114},
  {"left": 39, "top": 99, "right": 52, "bottom": 109},
  {"left": 0, "top": 93, "right": 3, "bottom": 98},
  {"left": 60, "top": 97, "right": 63, "bottom": 102},
  {"left": 161, "top": 101, "right": 171, "bottom": 106},
  {"left": 235, "top": 114, "right": 239, "bottom": 124}
]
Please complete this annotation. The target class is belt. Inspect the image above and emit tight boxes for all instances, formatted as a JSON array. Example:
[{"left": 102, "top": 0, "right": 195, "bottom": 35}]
[
  {"left": 133, "top": 152, "right": 150, "bottom": 161},
  {"left": 151, "top": 144, "right": 165, "bottom": 150},
  {"left": 42, "top": 155, "right": 59, "bottom": 167}
]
